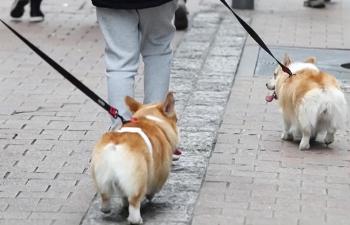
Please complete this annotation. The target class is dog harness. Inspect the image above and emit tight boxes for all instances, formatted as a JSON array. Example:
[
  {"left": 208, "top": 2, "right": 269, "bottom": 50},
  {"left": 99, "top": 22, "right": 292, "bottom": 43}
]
[{"left": 117, "top": 127, "right": 153, "bottom": 154}]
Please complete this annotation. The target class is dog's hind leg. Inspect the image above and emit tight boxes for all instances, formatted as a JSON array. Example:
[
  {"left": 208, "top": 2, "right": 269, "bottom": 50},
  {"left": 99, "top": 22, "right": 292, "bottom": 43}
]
[
  {"left": 298, "top": 116, "right": 311, "bottom": 150},
  {"left": 127, "top": 188, "right": 146, "bottom": 224},
  {"left": 299, "top": 126, "right": 311, "bottom": 150},
  {"left": 324, "top": 127, "right": 336, "bottom": 146},
  {"left": 93, "top": 166, "right": 113, "bottom": 214},
  {"left": 297, "top": 100, "right": 318, "bottom": 150},
  {"left": 100, "top": 193, "right": 112, "bottom": 214},
  {"left": 146, "top": 193, "right": 154, "bottom": 202}
]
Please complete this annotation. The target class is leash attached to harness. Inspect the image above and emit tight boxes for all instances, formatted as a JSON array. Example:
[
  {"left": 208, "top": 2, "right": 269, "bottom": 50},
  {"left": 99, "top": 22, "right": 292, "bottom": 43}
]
[
  {"left": 0, "top": 19, "right": 127, "bottom": 124},
  {"left": 219, "top": 0, "right": 293, "bottom": 77}
]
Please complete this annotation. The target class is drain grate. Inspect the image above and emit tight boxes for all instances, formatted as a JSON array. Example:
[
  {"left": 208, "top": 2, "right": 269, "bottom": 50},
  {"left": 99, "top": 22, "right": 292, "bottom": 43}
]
[{"left": 255, "top": 47, "right": 350, "bottom": 81}]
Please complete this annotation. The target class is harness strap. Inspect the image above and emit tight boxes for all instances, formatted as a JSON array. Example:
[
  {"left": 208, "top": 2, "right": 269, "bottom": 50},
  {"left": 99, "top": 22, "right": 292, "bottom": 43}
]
[
  {"left": 117, "top": 127, "right": 153, "bottom": 154},
  {"left": 219, "top": 0, "right": 294, "bottom": 76}
]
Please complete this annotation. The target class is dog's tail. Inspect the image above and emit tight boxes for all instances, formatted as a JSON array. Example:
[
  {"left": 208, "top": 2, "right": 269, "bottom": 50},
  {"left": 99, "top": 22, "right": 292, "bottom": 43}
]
[
  {"left": 93, "top": 144, "right": 147, "bottom": 197},
  {"left": 318, "top": 88, "right": 348, "bottom": 130}
]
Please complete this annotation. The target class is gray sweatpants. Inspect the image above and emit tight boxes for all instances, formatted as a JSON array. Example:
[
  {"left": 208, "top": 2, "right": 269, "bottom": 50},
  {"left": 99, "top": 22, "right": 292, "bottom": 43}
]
[{"left": 96, "top": 1, "right": 177, "bottom": 127}]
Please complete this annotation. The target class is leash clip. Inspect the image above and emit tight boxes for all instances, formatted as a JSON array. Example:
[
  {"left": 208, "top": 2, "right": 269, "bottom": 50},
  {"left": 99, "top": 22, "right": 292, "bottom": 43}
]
[{"left": 109, "top": 107, "right": 127, "bottom": 124}]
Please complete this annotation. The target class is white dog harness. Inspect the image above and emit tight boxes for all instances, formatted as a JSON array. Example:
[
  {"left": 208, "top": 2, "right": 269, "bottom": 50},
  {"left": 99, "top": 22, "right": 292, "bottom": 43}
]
[{"left": 117, "top": 127, "right": 153, "bottom": 154}]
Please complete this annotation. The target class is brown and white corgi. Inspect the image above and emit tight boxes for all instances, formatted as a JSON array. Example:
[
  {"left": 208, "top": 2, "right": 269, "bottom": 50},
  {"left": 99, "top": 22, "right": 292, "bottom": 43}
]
[
  {"left": 266, "top": 55, "right": 347, "bottom": 150},
  {"left": 91, "top": 92, "right": 179, "bottom": 224}
]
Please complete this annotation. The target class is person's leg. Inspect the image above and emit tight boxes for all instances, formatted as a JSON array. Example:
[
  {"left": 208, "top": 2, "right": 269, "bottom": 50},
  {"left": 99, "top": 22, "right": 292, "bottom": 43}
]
[
  {"left": 304, "top": 0, "right": 326, "bottom": 8},
  {"left": 175, "top": 0, "right": 188, "bottom": 30},
  {"left": 96, "top": 8, "right": 141, "bottom": 128},
  {"left": 10, "top": 0, "right": 29, "bottom": 20},
  {"left": 139, "top": 2, "right": 183, "bottom": 160},
  {"left": 138, "top": 0, "right": 177, "bottom": 104},
  {"left": 30, "top": 0, "right": 44, "bottom": 22}
]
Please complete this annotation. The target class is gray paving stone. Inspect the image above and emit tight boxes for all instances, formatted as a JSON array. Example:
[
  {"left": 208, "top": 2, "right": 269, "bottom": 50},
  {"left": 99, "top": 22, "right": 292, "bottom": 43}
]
[{"left": 191, "top": 2, "right": 350, "bottom": 225}]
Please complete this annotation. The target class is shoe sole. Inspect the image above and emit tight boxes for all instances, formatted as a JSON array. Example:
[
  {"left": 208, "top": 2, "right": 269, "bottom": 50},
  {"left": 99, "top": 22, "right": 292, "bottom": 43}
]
[
  {"left": 29, "top": 16, "right": 44, "bottom": 22},
  {"left": 10, "top": 17, "right": 23, "bottom": 22}
]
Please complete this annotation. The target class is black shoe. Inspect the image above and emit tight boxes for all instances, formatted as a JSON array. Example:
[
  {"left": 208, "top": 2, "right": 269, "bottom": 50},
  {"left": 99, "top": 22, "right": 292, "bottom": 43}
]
[
  {"left": 29, "top": 9, "right": 44, "bottom": 22},
  {"left": 10, "top": 0, "right": 29, "bottom": 20},
  {"left": 304, "top": 0, "right": 326, "bottom": 8},
  {"left": 175, "top": 4, "right": 188, "bottom": 30},
  {"left": 30, "top": 0, "right": 44, "bottom": 22}
]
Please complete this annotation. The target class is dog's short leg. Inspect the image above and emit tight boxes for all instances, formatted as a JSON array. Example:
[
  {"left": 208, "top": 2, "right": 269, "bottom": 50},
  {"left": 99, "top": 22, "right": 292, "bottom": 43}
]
[
  {"left": 100, "top": 193, "right": 112, "bottom": 214},
  {"left": 292, "top": 128, "right": 302, "bottom": 141},
  {"left": 122, "top": 196, "right": 129, "bottom": 208},
  {"left": 324, "top": 127, "right": 336, "bottom": 146},
  {"left": 281, "top": 117, "right": 293, "bottom": 140},
  {"left": 146, "top": 193, "right": 155, "bottom": 202},
  {"left": 127, "top": 194, "right": 144, "bottom": 225},
  {"left": 299, "top": 127, "right": 311, "bottom": 150}
]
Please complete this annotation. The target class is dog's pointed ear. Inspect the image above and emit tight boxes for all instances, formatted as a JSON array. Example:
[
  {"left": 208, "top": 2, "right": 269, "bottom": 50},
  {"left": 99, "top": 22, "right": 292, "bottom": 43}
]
[
  {"left": 283, "top": 54, "right": 292, "bottom": 66},
  {"left": 162, "top": 92, "right": 175, "bottom": 117},
  {"left": 305, "top": 56, "right": 316, "bottom": 64},
  {"left": 125, "top": 96, "right": 141, "bottom": 113}
]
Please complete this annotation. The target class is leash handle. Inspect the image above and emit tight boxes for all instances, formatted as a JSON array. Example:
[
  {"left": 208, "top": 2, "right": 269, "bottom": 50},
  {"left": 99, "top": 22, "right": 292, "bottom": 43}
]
[
  {"left": 219, "top": 0, "right": 293, "bottom": 76},
  {"left": 0, "top": 19, "right": 123, "bottom": 120}
]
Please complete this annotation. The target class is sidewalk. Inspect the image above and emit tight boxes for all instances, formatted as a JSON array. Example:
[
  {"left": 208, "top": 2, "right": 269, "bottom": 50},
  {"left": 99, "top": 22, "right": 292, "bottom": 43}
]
[
  {"left": 0, "top": 0, "right": 245, "bottom": 225},
  {"left": 0, "top": 0, "right": 349, "bottom": 225},
  {"left": 192, "top": 1, "right": 350, "bottom": 225}
]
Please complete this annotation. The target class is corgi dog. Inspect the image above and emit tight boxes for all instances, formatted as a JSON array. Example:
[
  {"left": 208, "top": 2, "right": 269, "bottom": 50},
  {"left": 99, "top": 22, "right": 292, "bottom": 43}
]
[
  {"left": 91, "top": 92, "right": 179, "bottom": 224},
  {"left": 266, "top": 55, "right": 347, "bottom": 150}
]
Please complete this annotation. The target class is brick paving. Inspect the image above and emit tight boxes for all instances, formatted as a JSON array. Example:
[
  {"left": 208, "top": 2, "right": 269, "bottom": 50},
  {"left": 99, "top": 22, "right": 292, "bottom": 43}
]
[
  {"left": 1, "top": 0, "right": 350, "bottom": 225},
  {"left": 0, "top": 0, "right": 246, "bottom": 224},
  {"left": 192, "top": 0, "right": 350, "bottom": 225},
  {"left": 0, "top": 1, "right": 104, "bottom": 225},
  {"left": 250, "top": 0, "right": 350, "bottom": 49}
]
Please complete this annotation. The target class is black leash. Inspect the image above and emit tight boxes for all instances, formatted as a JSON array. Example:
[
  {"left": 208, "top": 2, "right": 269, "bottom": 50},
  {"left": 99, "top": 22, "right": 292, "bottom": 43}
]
[
  {"left": 0, "top": 19, "right": 127, "bottom": 124},
  {"left": 341, "top": 63, "right": 350, "bottom": 69},
  {"left": 1, "top": 2, "right": 291, "bottom": 120},
  {"left": 219, "top": 0, "right": 293, "bottom": 76}
]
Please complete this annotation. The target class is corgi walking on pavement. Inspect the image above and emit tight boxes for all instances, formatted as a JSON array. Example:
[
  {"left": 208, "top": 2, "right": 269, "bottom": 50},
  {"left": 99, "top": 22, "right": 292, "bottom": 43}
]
[{"left": 91, "top": 92, "right": 179, "bottom": 224}]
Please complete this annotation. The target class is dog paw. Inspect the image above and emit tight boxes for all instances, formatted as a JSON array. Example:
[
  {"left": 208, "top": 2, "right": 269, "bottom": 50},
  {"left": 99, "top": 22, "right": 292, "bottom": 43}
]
[
  {"left": 100, "top": 206, "right": 111, "bottom": 214},
  {"left": 146, "top": 194, "right": 154, "bottom": 202},
  {"left": 127, "top": 215, "right": 143, "bottom": 224},
  {"left": 324, "top": 134, "right": 334, "bottom": 145},
  {"left": 299, "top": 142, "right": 310, "bottom": 150},
  {"left": 281, "top": 132, "right": 293, "bottom": 140}
]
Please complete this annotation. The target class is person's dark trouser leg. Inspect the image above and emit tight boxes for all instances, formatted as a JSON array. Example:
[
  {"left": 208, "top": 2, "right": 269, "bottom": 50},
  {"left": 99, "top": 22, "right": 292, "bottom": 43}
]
[
  {"left": 304, "top": 0, "right": 326, "bottom": 8},
  {"left": 174, "top": 0, "right": 188, "bottom": 30},
  {"left": 30, "top": 0, "right": 44, "bottom": 22},
  {"left": 10, "top": 0, "right": 29, "bottom": 20}
]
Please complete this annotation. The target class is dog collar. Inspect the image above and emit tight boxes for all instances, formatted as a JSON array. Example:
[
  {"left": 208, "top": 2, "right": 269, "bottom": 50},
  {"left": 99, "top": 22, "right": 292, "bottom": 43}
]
[
  {"left": 130, "top": 117, "right": 139, "bottom": 123},
  {"left": 117, "top": 127, "right": 153, "bottom": 154}
]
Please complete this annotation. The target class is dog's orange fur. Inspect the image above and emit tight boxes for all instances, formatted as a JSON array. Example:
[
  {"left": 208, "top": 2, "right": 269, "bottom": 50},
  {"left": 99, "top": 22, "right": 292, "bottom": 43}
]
[
  {"left": 91, "top": 92, "right": 179, "bottom": 223},
  {"left": 275, "top": 62, "right": 340, "bottom": 120}
]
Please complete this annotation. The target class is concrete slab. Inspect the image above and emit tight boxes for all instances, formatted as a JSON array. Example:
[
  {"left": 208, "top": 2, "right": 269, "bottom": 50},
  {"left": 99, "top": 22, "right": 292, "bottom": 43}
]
[{"left": 255, "top": 47, "right": 350, "bottom": 81}]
